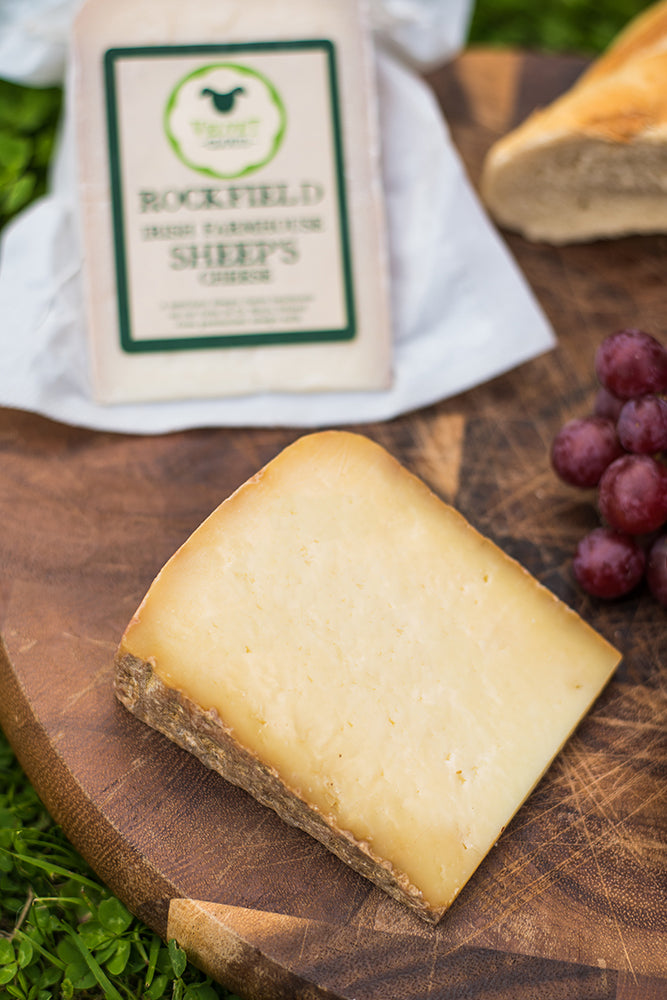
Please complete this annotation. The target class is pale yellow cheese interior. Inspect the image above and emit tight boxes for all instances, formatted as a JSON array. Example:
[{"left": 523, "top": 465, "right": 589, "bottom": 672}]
[{"left": 120, "top": 431, "right": 620, "bottom": 910}]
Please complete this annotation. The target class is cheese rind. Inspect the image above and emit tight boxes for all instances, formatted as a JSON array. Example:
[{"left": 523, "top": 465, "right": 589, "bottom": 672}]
[{"left": 115, "top": 431, "right": 621, "bottom": 921}]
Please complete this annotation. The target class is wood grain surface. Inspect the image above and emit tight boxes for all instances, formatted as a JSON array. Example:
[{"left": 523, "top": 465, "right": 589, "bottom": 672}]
[{"left": 1, "top": 49, "right": 666, "bottom": 1000}]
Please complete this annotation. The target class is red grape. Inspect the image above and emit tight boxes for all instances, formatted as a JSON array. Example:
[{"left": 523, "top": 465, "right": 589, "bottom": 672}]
[
  {"left": 595, "top": 329, "right": 667, "bottom": 399},
  {"left": 593, "top": 386, "right": 624, "bottom": 421},
  {"left": 617, "top": 395, "right": 667, "bottom": 454},
  {"left": 598, "top": 454, "right": 667, "bottom": 535},
  {"left": 646, "top": 534, "right": 667, "bottom": 607},
  {"left": 551, "top": 416, "right": 623, "bottom": 488},
  {"left": 550, "top": 327, "right": 667, "bottom": 605},
  {"left": 573, "top": 527, "right": 645, "bottom": 599}
]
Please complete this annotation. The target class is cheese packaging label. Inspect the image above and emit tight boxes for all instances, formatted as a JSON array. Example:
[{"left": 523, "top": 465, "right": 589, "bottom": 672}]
[
  {"left": 72, "top": 0, "right": 392, "bottom": 404},
  {"left": 105, "top": 42, "right": 354, "bottom": 352}
]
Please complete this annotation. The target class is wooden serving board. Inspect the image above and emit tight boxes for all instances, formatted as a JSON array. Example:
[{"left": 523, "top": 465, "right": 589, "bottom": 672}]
[{"left": 1, "top": 50, "right": 666, "bottom": 1000}]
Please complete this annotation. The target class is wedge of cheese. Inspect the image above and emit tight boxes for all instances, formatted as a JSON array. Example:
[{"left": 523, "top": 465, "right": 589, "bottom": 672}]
[{"left": 114, "top": 431, "right": 621, "bottom": 922}]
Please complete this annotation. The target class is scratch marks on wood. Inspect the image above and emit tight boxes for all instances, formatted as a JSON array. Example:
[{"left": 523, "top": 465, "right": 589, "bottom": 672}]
[
  {"left": 563, "top": 763, "right": 638, "bottom": 985},
  {"left": 97, "top": 755, "right": 149, "bottom": 807}
]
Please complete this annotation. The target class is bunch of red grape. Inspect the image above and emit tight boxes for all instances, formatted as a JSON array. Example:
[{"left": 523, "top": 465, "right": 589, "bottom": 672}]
[{"left": 550, "top": 328, "right": 667, "bottom": 607}]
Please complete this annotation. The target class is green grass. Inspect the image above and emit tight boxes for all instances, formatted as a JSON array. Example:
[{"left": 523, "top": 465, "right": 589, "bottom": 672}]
[
  {"left": 0, "top": 2, "right": 657, "bottom": 997},
  {"left": 0, "top": 730, "right": 241, "bottom": 1000}
]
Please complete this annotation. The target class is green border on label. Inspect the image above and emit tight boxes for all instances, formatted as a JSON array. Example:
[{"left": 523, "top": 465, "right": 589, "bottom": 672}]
[{"left": 103, "top": 41, "right": 356, "bottom": 354}]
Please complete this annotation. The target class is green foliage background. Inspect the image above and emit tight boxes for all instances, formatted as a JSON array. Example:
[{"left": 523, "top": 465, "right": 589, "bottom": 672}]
[
  {"left": 468, "top": 0, "right": 653, "bottom": 53},
  {"left": 0, "top": 80, "right": 61, "bottom": 232},
  {"left": 0, "top": 1, "right": 656, "bottom": 998}
]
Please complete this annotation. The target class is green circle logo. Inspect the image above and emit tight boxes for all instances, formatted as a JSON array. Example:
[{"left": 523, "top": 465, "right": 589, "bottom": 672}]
[{"left": 164, "top": 62, "right": 286, "bottom": 179}]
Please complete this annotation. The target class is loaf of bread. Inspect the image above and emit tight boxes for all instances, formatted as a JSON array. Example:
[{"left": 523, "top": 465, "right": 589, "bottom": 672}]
[
  {"left": 114, "top": 431, "right": 620, "bottom": 922},
  {"left": 481, "top": 0, "right": 667, "bottom": 244}
]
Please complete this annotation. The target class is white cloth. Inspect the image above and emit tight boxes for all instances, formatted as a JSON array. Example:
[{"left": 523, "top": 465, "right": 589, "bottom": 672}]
[{"left": 0, "top": 1, "right": 555, "bottom": 434}]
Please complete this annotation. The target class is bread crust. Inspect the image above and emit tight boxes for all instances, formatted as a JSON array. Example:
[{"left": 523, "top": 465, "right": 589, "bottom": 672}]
[
  {"left": 114, "top": 651, "right": 444, "bottom": 924},
  {"left": 481, "top": 0, "right": 667, "bottom": 243},
  {"left": 578, "top": 0, "right": 667, "bottom": 84}
]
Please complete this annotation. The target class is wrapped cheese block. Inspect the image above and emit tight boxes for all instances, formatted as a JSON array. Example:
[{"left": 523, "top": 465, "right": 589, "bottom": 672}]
[
  {"left": 481, "top": 0, "right": 667, "bottom": 244},
  {"left": 114, "top": 431, "right": 621, "bottom": 922},
  {"left": 72, "top": 0, "right": 392, "bottom": 403}
]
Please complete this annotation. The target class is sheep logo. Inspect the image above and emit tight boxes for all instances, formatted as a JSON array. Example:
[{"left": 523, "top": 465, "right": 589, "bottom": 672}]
[
  {"left": 165, "top": 63, "right": 286, "bottom": 179},
  {"left": 200, "top": 86, "right": 245, "bottom": 114}
]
